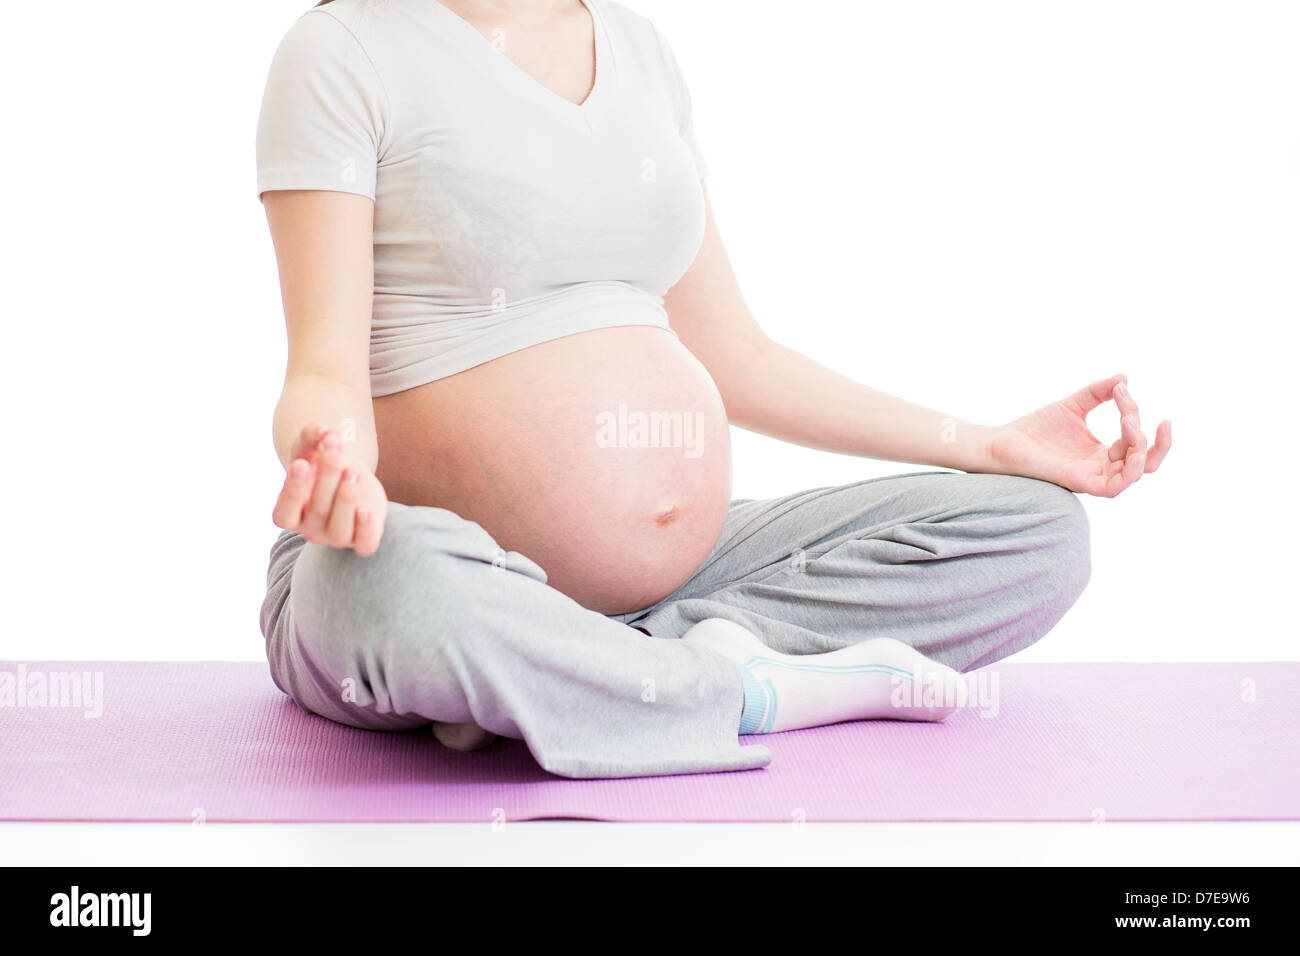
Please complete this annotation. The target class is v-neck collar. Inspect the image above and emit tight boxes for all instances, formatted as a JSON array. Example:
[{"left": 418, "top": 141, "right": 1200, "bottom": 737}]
[{"left": 425, "top": 0, "right": 615, "bottom": 130}]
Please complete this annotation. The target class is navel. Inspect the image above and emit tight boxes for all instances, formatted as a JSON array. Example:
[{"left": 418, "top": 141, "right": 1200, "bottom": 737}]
[{"left": 652, "top": 502, "right": 681, "bottom": 527}]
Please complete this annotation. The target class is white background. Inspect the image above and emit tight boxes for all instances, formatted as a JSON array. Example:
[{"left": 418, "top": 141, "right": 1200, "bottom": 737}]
[{"left": 2, "top": 0, "right": 1295, "bottom": 669}]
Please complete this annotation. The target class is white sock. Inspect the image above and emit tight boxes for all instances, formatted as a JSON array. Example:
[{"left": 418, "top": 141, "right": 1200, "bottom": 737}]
[{"left": 682, "top": 618, "right": 968, "bottom": 734}]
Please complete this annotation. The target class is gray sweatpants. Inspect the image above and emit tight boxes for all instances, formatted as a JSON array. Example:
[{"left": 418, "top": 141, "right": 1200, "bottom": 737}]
[{"left": 259, "top": 471, "right": 1090, "bottom": 778}]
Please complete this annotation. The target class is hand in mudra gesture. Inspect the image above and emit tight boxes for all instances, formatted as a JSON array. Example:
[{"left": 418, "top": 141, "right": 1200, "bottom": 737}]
[
  {"left": 985, "top": 373, "right": 1172, "bottom": 498},
  {"left": 272, "top": 423, "right": 388, "bottom": 555}
]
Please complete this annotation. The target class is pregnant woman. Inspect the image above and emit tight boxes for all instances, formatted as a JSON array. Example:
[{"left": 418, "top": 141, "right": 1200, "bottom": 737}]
[{"left": 256, "top": 0, "right": 1172, "bottom": 778}]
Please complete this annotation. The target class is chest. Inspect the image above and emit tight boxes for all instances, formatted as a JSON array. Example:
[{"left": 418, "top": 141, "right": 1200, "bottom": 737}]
[
  {"left": 454, "top": 6, "right": 598, "bottom": 107},
  {"left": 372, "top": 18, "right": 705, "bottom": 296}
]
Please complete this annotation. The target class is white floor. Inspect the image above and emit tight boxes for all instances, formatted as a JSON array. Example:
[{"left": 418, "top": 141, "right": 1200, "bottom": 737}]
[{"left": 5, "top": 821, "right": 1296, "bottom": 866}]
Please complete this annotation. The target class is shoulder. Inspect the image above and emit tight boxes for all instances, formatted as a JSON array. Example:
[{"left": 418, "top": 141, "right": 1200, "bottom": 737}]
[
  {"left": 278, "top": 1, "right": 403, "bottom": 56},
  {"left": 266, "top": 0, "right": 407, "bottom": 95}
]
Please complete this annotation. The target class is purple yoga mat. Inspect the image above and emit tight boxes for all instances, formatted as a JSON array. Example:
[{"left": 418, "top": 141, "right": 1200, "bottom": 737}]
[{"left": 1, "top": 661, "right": 1296, "bottom": 822}]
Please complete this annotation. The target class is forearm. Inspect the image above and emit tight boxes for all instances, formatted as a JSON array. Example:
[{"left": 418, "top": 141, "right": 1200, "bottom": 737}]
[
  {"left": 717, "top": 338, "right": 997, "bottom": 473},
  {"left": 273, "top": 373, "right": 378, "bottom": 471}
]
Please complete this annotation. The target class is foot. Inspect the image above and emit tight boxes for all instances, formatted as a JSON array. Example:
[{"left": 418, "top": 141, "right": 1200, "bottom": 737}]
[
  {"left": 431, "top": 721, "right": 497, "bottom": 752},
  {"left": 682, "top": 618, "right": 967, "bottom": 734}
]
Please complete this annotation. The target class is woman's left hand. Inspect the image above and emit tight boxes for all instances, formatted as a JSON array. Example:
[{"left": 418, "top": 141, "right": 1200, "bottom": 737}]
[{"left": 982, "top": 373, "right": 1172, "bottom": 498}]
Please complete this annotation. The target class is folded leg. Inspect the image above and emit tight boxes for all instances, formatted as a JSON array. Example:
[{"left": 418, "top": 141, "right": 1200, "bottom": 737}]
[
  {"left": 260, "top": 502, "right": 771, "bottom": 778},
  {"left": 626, "top": 471, "right": 1091, "bottom": 672}
]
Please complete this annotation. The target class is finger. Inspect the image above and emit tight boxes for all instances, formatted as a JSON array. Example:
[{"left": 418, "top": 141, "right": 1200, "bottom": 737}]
[
  {"left": 1107, "top": 392, "right": 1147, "bottom": 461},
  {"left": 1066, "top": 453, "right": 1116, "bottom": 498},
  {"left": 353, "top": 502, "right": 385, "bottom": 557},
  {"left": 1095, "top": 458, "right": 1131, "bottom": 498},
  {"left": 1106, "top": 414, "right": 1136, "bottom": 463},
  {"left": 302, "top": 435, "right": 345, "bottom": 540},
  {"left": 1065, "top": 373, "right": 1126, "bottom": 417},
  {"left": 1095, "top": 420, "right": 1145, "bottom": 498},
  {"left": 290, "top": 421, "right": 330, "bottom": 462},
  {"left": 271, "top": 459, "right": 315, "bottom": 530},
  {"left": 1107, "top": 429, "right": 1129, "bottom": 463},
  {"left": 1080, "top": 465, "right": 1117, "bottom": 498},
  {"left": 304, "top": 426, "right": 343, "bottom": 465},
  {"left": 1112, "top": 380, "right": 1141, "bottom": 428},
  {"left": 1119, "top": 415, "right": 1149, "bottom": 486},
  {"left": 325, "top": 468, "right": 361, "bottom": 547},
  {"left": 1144, "top": 420, "right": 1172, "bottom": 473}
]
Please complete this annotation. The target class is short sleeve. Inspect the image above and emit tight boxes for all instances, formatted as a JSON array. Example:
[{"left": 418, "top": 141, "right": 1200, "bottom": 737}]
[
  {"left": 650, "top": 23, "right": 709, "bottom": 180},
  {"left": 255, "top": 10, "right": 388, "bottom": 202}
]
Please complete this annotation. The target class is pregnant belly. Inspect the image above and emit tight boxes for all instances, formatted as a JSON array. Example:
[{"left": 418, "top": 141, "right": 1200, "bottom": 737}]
[{"left": 373, "top": 326, "right": 732, "bottom": 614}]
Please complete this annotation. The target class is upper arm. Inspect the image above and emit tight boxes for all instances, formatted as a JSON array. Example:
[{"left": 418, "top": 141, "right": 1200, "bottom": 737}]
[
  {"left": 256, "top": 8, "right": 389, "bottom": 385},
  {"left": 647, "top": 23, "right": 767, "bottom": 375},
  {"left": 663, "top": 187, "right": 771, "bottom": 383},
  {"left": 263, "top": 190, "right": 375, "bottom": 387},
  {"left": 256, "top": 9, "right": 388, "bottom": 201}
]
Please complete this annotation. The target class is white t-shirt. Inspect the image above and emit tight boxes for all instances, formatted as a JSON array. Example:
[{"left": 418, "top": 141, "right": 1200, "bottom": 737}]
[{"left": 255, "top": 0, "right": 710, "bottom": 396}]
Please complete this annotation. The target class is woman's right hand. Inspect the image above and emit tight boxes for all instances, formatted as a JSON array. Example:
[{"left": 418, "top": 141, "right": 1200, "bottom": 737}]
[{"left": 272, "top": 423, "right": 388, "bottom": 556}]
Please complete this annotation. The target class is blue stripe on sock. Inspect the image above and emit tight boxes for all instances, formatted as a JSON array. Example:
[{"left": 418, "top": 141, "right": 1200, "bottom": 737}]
[
  {"left": 758, "top": 677, "right": 779, "bottom": 734},
  {"left": 733, "top": 662, "right": 770, "bottom": 735},
  {"left": 741, "top": 654, "right": 914, "bottom": 678}
]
